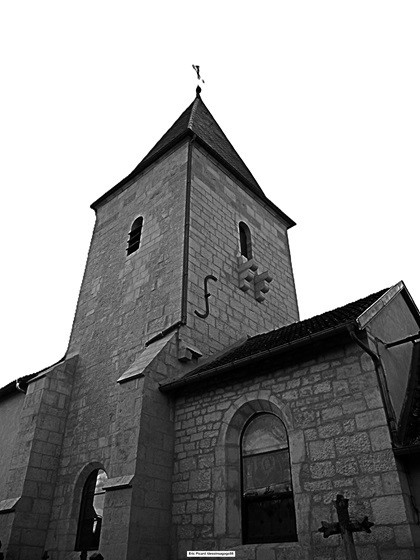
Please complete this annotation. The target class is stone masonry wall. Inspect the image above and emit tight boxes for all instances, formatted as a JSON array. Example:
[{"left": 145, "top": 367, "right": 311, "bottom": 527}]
[
  {"left": 16, "top": 136, "right": 298, "bottom": 559},
  {"left": 183, "top": 145, "right": 299, "bottom": 357},
  {"left": 100, "top": 334, "right": 180, "bottom": 560},
  {"left": 170, "top": 338, "right": 417, "bottom": 560},
  {"left": 0, "top": 356, "right": 77, "bottom": 560},
  {"left": 0, "top": 393, "right": 25, "bottom": 499},
  {"left": 42, "top": 144, "right": 189, "bottom": 559},
  {"left": 68, "top": 143, "right": 188, "bottom": 359}
]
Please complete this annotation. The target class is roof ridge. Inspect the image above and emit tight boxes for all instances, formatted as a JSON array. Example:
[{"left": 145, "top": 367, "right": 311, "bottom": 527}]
[
  {"left": 248, "top": 287, "right": 389, "bottom": 343},
  {"left": 190, "top": 97, "right": 263, "bottom": 191},
  {"left": 187, "top": 95, "right": 200, "bottom": 130}
]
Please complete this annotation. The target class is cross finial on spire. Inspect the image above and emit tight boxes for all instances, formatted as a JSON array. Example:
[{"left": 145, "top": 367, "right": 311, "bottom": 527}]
[{"left": 192, "top": 65, "right": 205, "bottom": 96}]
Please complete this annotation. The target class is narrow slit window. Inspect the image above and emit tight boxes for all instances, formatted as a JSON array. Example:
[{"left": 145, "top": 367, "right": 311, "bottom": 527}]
[
  {"left": 127, "top": 217, "right": 143, "bottom": 255},
  {"left": 239, "top": 221, "right": 252, "bottom": 260},
  {"left": 75, "top": 469, "right": 108, "bottom": 552},
  {"left": 241, "top": 414, "right": 297, "bottom": 544}
]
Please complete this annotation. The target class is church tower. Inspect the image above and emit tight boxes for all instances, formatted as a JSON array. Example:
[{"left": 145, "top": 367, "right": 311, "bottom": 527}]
[
  {"left": 0, "top": 91, "right": 298, "bottom": 560},
  {"left": 67, "top": 88, "right": 299, "bottom": 363}
]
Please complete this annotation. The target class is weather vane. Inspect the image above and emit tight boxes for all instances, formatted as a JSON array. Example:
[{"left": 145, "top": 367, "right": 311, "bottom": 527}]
[{"left": 192, "top": 65, "right": 205, "bottom": 95}]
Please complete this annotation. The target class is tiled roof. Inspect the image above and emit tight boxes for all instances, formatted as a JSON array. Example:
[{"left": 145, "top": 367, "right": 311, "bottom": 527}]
[
  {"left": 162, "top": 288, "right": 388, "bottom": 390},
  {"left": 138, "top": 93, "right": 266, "bottom": 199},
  {"left": 91, "top": 93, "right": 294, "bottom": 226}
]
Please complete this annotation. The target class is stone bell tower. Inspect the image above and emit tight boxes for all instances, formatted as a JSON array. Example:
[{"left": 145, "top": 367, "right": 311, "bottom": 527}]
[
  {"left": 67, "top": 88, "right": 299, "bottom": 365},
  {"left": 0, "top": 90, "right": 299, "bottom": 560}
]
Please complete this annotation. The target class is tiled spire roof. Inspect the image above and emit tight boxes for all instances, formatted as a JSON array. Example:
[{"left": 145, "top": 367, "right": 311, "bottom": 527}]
[
  {"left": 91, "top": 92, "right": 295, "bottom": 226},
  {"left": 139, "top": 91, "right": 266, "bottom": 198}
]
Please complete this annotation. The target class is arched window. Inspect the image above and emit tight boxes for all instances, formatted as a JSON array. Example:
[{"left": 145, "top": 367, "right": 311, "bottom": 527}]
[
  {"left": 241, "top": 414, "right": 297, "bottom": 544},
  {"left": 127, "top": 216, "right": 143, "bottom": 255},
  {"left": 239, "top": 221, "right": 252, "bottom": 260},
  {"left": 75, "top": 469, "right": 107, "bottom": 552}
]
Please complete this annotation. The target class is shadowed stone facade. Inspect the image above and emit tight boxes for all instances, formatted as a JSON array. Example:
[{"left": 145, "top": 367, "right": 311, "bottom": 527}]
[
  {"left": 0, "top": 92, "right": 419, "bottom": 560},
  {"left": 167, "top": 339, "right": 417, "bottom": 559}
]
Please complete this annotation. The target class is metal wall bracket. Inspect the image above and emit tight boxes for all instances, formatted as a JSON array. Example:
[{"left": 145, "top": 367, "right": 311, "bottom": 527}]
[{"left": 195, "top": 274, "right": 217, "bottom": 319}]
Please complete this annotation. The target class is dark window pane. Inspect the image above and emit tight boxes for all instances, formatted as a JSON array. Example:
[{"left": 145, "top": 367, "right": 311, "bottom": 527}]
[
  {"left": 243, "top": 494, "right": 297, "bottom": 544},
  {"left": 127, "top": 217, "right": 143, "bottom": 255},
  {"left": 239, "top": 222, "right": 252, "bottom": 260},
  {"left": 240, "top": 226, "right": 248, "bottom": 258},
  {"left": 75, "top": 469, "right": 107, "bottom": 551}
]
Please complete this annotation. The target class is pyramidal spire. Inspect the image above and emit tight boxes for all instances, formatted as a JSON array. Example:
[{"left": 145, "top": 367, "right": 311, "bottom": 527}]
[
  {"left": 138, "top": 93, "right": 266, "bottom": 199},
  {"left": 92, "top": 94, "right": 294, "bottom": 228}
]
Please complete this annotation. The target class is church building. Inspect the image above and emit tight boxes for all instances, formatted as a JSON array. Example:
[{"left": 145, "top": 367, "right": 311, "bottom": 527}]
[{"left": 0, "top": 89, "right": 419, "bottom": 560}]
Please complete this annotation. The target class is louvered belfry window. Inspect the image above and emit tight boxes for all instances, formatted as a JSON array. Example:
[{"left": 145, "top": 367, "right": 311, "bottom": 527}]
[
  {"left": 127, "top": 216, "right": 143, "bottom": 256},
  {"left": 241, "top": 414, "right": 297, "bottom": 544}
]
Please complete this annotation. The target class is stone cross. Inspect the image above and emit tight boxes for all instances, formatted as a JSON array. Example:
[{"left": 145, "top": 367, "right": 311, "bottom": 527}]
[{"left": 318, "top": 494, "right": 374, "bottom": 560}]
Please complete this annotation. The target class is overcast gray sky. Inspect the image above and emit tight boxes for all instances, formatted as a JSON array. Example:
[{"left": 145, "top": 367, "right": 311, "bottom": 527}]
[{"left": 1, "top": 1, "right": 419, "bottom": 386}]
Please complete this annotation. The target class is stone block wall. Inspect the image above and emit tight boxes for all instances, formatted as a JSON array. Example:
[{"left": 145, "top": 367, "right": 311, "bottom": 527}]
[
  {"left": 0, "top": 392, "right": 25, "bottom": 499},
  {"left": 0, "top": 356, "right": 77, "bottom": 560},
  {"left": 39, "top": 145, "right": 189, "bottom": 559},
  {"left": 170, "top": 338, "right": 417, "bottom": 560},
  {"left": 67, "top": 142, "right": 188, "bottom": 360},
  {"left": 37, "top": 138, "right": 300, "bottom": 556},
  {"left": 100, "top": 335, "right": 179, "bottom": 560},
  {"left": 183, "top": 145, "right": 299, "bottom": 357}
]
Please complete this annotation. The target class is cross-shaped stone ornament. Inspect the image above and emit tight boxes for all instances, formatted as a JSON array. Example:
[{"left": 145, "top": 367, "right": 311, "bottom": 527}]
[{"left": 318, "top": 494, "right": 374, "bottom": 560}]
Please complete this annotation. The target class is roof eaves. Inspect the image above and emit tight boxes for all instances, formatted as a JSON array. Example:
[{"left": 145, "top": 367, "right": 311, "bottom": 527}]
[
  {"left": 0, "top": 356, "right": 66, "bottom": 400},
  {"left": 90, "top": 130, "right": 193, "bottom": 210},
  {"left": 0, "top": 372, "right": 37, "bottom": 399},
  {"left": 0, "top": 380, "right": 21, "bottom": 399},
  {"left": 193, "top": 137, "right": 295, "bottom": 228},
  {"left": 160, "top": 322, "right": 353, "bottom": 393}
]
